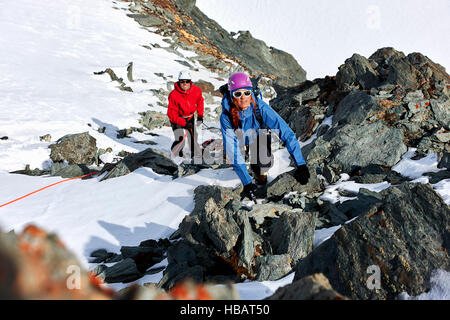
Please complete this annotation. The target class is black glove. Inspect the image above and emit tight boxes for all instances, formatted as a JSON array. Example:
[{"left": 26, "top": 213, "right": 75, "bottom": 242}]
[
  {"left": 294, "top": 164, "right": 310, "bottom": 185},
  {"left": 241, "top": 183, "right": 257, "bottom": 201},
  {"left": 196, "top": 116, "right": 203, "bottom": 126}
]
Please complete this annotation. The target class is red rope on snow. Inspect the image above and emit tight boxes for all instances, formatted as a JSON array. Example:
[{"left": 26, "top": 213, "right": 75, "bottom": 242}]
[{"left": 0, "top": 172, "right": 98, "bottom": 208}]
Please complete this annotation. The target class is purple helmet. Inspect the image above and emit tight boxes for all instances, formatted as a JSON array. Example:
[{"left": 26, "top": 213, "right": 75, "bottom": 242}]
[{"left": 228, "top": 72, "right": 252, "bottom": 92}]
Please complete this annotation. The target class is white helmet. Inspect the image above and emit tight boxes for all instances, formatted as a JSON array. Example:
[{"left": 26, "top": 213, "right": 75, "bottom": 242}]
[{"left": 178, "top": 70, "right": 192, "bottom": 80}]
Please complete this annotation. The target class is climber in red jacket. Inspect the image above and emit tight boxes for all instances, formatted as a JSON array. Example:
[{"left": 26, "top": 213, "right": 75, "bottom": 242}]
[{"left": 167, "top": 70, "right": 204, "bottom": 160}]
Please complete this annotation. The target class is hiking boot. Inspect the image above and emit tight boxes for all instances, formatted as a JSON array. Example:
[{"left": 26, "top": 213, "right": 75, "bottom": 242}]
[{"left": 253, "top": 172, "right": 267, "bottom": 185}]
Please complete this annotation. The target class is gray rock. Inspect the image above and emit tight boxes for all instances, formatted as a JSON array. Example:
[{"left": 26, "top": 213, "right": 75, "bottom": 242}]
[
  {"left": 255, "top": 254, "right": 292, "bottom": 281},
  {"left": 329, "top": 121, "right": 407, "bottom": 173},
  {"left": 50, "top": 163, "right": 97, "bottom": 178},
  {"left": 100, "top": 147, "right": 178, "bottom": 181},
  {"left": 266, "top": 167, "right": 323, "bottom": 201},
  {"left": 127, "top": 13, "right": 163, "bottom": 27},
  {"left": 266, "top": 273, "right": 349, "bottom": 300},
  {"left": 49, "top": 132, "right": 97, "bottom": 165},
  {"left": 424, "top": 170, "right": 450, "bottom": 184},
  {"left": 120, "top": 246, "right": 164, "bottom": 259},
  {"left": 39, "top": 134, "right": 51, "bottom": 142},
  {"left": 247, "top": 203, "right": 292, "bottom": 226},
  {"left": 438, "top": 152, "right": 450, "bottom": 169},
  {"left": 332, "top": 90, "right": 383, "bottom": 126},
  {"left": 102, "top": 258, "right": 143, "bottom": 283},
  {"left": 336, "top": 53, "right": 380, "bottom": 91},
  {"left": 201, "top": 198, "right": 241, "bottom": 253},
  {"left": 270, "top": 211, "right": 317, "bottom": 264},
  {"left": 235, "top": 212, "right": 256, "bottom": 271},
  {"left": 294, "top": 182, "right": 450, "bottom": 300},
  {"left": 139, "top": 110, "right": 169, "bottom": 130}
]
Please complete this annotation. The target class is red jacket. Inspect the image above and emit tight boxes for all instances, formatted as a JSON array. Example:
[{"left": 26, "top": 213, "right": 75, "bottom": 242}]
[{"left": 167, "top": 82, "right": 204, "bottom": 127}]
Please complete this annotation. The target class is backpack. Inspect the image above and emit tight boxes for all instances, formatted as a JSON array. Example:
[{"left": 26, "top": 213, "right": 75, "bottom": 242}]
[{"left": 219, "top": 75, "right": 265, "bottom": 129}]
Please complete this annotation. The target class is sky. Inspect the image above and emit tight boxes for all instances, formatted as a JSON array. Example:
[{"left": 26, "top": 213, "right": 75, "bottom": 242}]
[{"left": 197, "top": 0, "right": 450, "bottom": 80}]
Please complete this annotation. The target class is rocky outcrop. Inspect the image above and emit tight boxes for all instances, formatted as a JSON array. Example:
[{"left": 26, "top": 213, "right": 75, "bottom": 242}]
[
  {"left": 294, "top": 182, "right": 450, "bottom": 300},
  {"left": 157, "top": 185, "right": 317, "bottom": 290},
  {"left": 271, "top": 48, "right": 449, "bottom": 183},
  {"left": 126, "top": 0, "right": 306, "bottom": 87}
]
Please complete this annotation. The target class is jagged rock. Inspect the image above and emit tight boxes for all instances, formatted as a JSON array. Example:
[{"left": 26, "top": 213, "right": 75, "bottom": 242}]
[
  {"left": 100, "top": 147, "right": 178, "bottom": 181},
  {"left": 424, "top": 170, "right": 450, "bottom": 184},
  {"left": 416, "top": 135, "right": 448, "bottom": 157},
  {"left": 254, "top": 254, "right": 292, "bottom": 281},
  {"left": 270, "top": 211, "right": 317, "bottom": 264},
  {"left": 235, "top": 212, "right": 256, "bottom": 271},
  {"left": 247, "top": 203, "right": 292, "bottom": 226},
  {"left": 294, "top": 182, "right": 450, "bottom": 300},
  {"left": 266, "top": 167, "right": 323, "bottom": 201},
  {"left": 430, "top": 99, "right": 450, "bottom": 130},
  {"left": 49, "top": 132, "right": 97, "bottom": 165},
  {"left": 266, "top": 273, "right": 349, "bottom": 300},
  {"left": 438, "top": 152, "right": 450, "bottom": 170},
  {"left": 202, "top": 198, "right": 241, "bottom": 253},
  {"left": 332, "top": 90, "right": 383, "bottom": 126},
  {"left": 278, "top": 105, "right": 315, "bottom": 141},
  {"left": 127, "top": 13, "right": 163, "bottom": 27},
  {"left": 101, "top": 258, "right": 143, "bottom": 283},
  {"left": 329, "top": 121, "right": 407, "bottom": 173},
  {"left": 39, "top": 134, "right": 51, "bottom": 142},
  {"left": 336, "top": 53, "right": 380, "bottom": 91}
]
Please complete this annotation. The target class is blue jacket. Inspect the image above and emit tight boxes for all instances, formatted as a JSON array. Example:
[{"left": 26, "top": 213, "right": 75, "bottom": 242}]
[{"left": 220, "top": 93, "right": 306, "bottom": 185}]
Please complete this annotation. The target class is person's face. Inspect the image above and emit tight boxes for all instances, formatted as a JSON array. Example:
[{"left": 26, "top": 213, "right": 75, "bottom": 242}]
[
  {"left": 232, "top": 89, "right": 252, "bottom": 111},
  {"left": 179, "top": 79, "right": 191, "bottom": 91}
]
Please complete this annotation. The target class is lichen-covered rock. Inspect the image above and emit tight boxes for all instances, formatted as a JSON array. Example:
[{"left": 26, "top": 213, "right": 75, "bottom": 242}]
[{"left": 49, "top": 132, "right": 97, "bottom": 165}]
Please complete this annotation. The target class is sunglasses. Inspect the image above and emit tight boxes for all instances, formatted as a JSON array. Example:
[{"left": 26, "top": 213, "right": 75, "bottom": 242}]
[
  {"left": 232, "top": 90, "right": 252, "bottom": 98},
  {"left": 179, "top": 80, "right": 191, "bottom": 84}
]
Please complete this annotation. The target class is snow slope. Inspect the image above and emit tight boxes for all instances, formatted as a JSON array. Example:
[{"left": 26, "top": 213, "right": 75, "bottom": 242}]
[{"left": 0, "top": 0, "right": 448, "bottom": 299}]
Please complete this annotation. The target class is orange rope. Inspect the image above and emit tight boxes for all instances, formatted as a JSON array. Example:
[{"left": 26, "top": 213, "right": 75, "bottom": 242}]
[{"left": 0, "top": 172, "right": 98, "bottom": 208}]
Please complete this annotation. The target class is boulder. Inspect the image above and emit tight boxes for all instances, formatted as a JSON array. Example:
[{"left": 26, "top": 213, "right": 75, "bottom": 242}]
[
  {"left": 332, "top": 90, "right": 383, "bottom": 127},
  {"left": 270, "top": 211, "right": 317, "bottom": 264},
  {"left": 329, "top": 121, "right": 407, "bottom": 173},
  {"left": 49, "top": 132, "right": 97, "bottom": 165},
  {"left": 336, "top": 53, "right": 380, "bottom": 91},
  {"left": 266, "top": 273, "right": 349, "bottom": 300},
  {"left": 294, "top": 182, "right": 450, "bottom": 300}
]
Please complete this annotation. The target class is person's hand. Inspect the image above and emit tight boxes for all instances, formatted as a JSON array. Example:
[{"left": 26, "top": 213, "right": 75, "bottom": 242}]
[
  {"left": 197, "top": 116, "right": 203, "bottom": 126},
  {"left": 241, "top": 183, "right": 257, "bottom": 201},
  {"left": 294, "top": 164, "right": 310, "bottom": 185}
]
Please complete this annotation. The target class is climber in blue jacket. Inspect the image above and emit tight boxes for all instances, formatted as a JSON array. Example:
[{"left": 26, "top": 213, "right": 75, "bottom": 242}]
[{"left": 220, "top": 72, "right": 310, "bottom": 201}]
